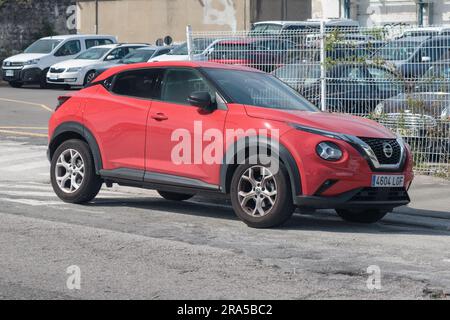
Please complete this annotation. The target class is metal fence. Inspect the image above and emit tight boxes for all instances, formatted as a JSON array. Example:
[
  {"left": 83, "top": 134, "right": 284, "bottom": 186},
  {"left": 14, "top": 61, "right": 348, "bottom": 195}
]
[{"left": 186, "top": 24, "right": 450, "bottom": 178}]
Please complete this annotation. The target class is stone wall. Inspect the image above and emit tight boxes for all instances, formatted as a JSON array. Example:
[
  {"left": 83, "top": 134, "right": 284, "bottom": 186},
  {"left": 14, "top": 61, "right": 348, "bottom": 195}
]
[{"left": 0, "top": 0, "right": 76, "bottom": 63}]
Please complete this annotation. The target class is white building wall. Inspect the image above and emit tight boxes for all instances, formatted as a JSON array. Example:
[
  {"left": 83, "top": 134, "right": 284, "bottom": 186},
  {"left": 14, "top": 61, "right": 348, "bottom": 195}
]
[{"left": 312, "top": 0, "right": 450, "bottom": 26}]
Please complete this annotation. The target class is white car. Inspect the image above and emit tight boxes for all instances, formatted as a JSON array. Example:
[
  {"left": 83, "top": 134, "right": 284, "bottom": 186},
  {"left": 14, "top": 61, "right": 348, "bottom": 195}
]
[
  {"left": 149, "top": 38, "right": 220, "bottom": 62},
  {"left": 47, "top": 43, "right": 148, "bottom": 87},
  {"left": 2, "top": 34, "right": 116, "bottom": 88}
]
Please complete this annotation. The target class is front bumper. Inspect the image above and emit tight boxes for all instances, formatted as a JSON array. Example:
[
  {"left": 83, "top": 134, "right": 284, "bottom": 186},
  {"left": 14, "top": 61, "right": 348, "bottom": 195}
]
[
  {"left": 294, "top": 187, "right": 410, "bottom": 210},
  {"left": 46, "top": 71, "right": 83, "bottom": 86},
  {"left": 2, "top": 67, "right": 43, "bottom": 83}
]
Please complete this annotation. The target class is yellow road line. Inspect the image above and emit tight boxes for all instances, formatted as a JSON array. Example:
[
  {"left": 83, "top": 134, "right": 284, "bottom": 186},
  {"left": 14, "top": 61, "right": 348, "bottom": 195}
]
[
  {"left": 0, "top": 98, "right": 53, "bottom": 112},
  {"left": 0, "top": 126, "right": 47, "bottom": 130},
  {"left": 0, "top": 129, "right": 47, "bottom": 138}
]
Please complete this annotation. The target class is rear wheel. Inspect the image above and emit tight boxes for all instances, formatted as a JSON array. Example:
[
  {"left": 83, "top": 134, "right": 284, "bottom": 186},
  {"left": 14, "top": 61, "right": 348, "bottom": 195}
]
[
  {"left": 230, "top": 163, "right": 295, "bottom": 228},
  {"left": 9, "top": 81, "right": 22, "bottom": 88},
  {"left": 157, "top": 191, "right": 194, "bottom": 201},
  {"left": 51, "top": 139, "right": 102, "bottom": 204},
  {"left": 336, "top": 209, "right": 389, "bottom": 224}
]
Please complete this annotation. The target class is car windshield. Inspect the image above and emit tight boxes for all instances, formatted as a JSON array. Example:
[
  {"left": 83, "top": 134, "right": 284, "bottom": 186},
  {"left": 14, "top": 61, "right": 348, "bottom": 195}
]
[
  {"left": 120, "top": 50, "right": 156, "bottom": 64},
  {"left": 273, "top": 63, "right": 320, "bottom": 87},
  {"left": 203, "top": 67, "right": 318, "bottom": 111},
  {"left": 24, "top": 39, "right": 63, "bottom": 54},
  {"left": 416, "top": 64, "right": 450, "bottom": 92},
  {"left": 376, "top": 41, "right": 420, "bottom": 61},
  {"left": 250, "top": 24, "right": 282, "bottom": 35},
  {"left": 76, "top": 48, "right": 110, "bottom": 60},
  {"left": 168, "top": 39, "right": 214, "bottom": 55},
  {"left": 210, "top": 43, "right": 253, "bottom": 60}
]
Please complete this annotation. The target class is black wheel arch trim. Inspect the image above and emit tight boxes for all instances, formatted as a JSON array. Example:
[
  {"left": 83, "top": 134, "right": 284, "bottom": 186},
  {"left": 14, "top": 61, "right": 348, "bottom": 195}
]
[
  {"left": 220, "top": 136, "right": 302, "bottom": 198},
  {"left": 48, "top": 122, "right": 103, "bottom": 174}
]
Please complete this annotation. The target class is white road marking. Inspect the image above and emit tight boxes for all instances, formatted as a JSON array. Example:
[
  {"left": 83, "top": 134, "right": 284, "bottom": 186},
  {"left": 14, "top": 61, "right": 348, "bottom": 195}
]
[
  {"left": 444, "top": 259, "right": 450, "bottom": 263},
  {"left": 0, "top": 198, "right": 65, "bottom": 206},
  {"left": 4, "top": 162, "right": 50, "bottom": 172},
  {"left": 0, "top": 152, "right": 47, "bottom": 165}
]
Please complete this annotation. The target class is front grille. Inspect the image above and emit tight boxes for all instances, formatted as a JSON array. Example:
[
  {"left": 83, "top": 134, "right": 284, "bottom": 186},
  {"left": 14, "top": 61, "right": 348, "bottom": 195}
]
[
  {"left": 359, "top": 137, "right": 401, "bottom": 165},
  {"left": 350, "top": 187, "right": 409, "bottom": 202},
  {"left": 50, "top": 67, "right": 65, "bottom": 73}
]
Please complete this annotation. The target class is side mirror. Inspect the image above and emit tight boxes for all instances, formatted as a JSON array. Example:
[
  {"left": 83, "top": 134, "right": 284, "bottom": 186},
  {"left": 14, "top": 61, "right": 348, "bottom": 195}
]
[
  {"left": 421, "top": 56, "right": 431, "bottom": 62},
  {"left": 105, "top": 55, "right": 116, "bottom": 61},
  {"left": 188, "top": 91, "right": 214, "bottom": 111}
]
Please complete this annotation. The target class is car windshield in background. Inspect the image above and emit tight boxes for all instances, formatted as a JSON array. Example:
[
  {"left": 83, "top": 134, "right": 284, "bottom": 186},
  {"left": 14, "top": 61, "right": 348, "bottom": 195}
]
[
  {"left": 416, "top": 64, "right": 450, "bottom": 92},
  {"left": 376, "top": 41, "right": 420, "bottom": 61},
  {"left": 121, "top": 50, "right": 156, "bottom": 64},
  {"left": 169, "top": 39, "right": 214, "bottom": 55},
  {"left": 76, "top": 48, "right": 110, "bottom": 60},
  {"left": 24, "top": 39, "right": 63, "bottom": 54},
  {"left": 203, "top": 67, "right": 318, "bottom": 111}
]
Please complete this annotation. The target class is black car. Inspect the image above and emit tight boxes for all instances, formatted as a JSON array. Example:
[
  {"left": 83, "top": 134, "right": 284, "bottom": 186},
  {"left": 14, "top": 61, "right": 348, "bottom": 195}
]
[{"left": 273, "top": 61, "right": 404, "bottom": 114}]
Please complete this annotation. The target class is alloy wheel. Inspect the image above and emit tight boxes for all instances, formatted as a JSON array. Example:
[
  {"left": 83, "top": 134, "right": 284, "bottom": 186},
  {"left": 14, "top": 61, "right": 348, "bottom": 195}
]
[
  {"left": 237, "top": 165, "right": 278, "bottom": 217},
  {"left": 55, "top": 149, "right": 85, "bottom": 193}
]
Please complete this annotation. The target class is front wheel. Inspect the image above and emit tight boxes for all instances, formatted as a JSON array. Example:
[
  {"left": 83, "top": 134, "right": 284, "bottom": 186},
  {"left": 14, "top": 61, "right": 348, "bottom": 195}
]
[
  {"left": 51, "top": 139, "right": 102, "bottom": 204},
  {"left": 157, "top": 191, "right": 194, "bottom": 201},
  {"left": 84, "top": 71, "right": 96, "bottom": 85},
  {"left": 230, "top": 163, "right": 295, "bottom": 228},
  {"left": 9, "top": 81, "right": 22, "bottom": 88},
  {"left": 336, "top": 209, "right": 389, "bottom": 224}
]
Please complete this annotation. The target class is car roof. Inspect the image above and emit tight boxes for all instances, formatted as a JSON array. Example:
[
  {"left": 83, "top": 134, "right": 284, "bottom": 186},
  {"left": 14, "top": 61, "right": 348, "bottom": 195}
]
[
  {"left": 89, "top": 43, "right": 149, "bottom": 50},
  {"left": 95, "top": 61, "right": 263, "bottom": 81},
  {"left": 41, "top": 34, "right": 115, "bottom": 40}
]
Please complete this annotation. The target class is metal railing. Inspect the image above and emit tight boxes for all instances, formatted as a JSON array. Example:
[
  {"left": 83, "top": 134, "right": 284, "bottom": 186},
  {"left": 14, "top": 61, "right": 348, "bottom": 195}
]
[{"left": 186, "top": 24, "right": 450, "bottom": 178}]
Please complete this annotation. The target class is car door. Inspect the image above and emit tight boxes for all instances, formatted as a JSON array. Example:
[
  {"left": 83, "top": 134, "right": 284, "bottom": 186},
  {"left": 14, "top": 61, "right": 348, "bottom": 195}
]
[
  {"left": 83, "top": 68, "right": 161, "bottom": 173},
  {"left": 145, "top": 67, "right": 228, "bottom": 186}
]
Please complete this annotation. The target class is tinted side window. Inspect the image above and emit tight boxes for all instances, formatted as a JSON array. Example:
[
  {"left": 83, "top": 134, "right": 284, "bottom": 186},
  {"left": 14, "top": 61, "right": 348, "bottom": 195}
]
[
  {"left": 86, "top": 39, "right": 114, "bottom": 49},
  {"left": 55, "top": 40, "right": 81, "bottom": 56},
  {"left": 112, "top": 69, "right": 162, "bottom": 99},
  {"left": 160, "top": 69, "right": 214, "bottom": 105}
]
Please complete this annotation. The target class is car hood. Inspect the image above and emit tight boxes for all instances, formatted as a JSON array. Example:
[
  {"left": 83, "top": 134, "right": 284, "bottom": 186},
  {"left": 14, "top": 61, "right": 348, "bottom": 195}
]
[
  {"left": 51, "top": 59, "right": 101, "bottom": 69},
  {"left": 244, "top": 106, "right": 396, "bottom": 139},
  {"left": 378, "top": 92, "right": 450, "bottom": 118},
  {"left": 4, "top": 53, "right": 47, "bottom": 63},
  {"left": 149, "top": 54, "right": 189, "bottom": 62}
]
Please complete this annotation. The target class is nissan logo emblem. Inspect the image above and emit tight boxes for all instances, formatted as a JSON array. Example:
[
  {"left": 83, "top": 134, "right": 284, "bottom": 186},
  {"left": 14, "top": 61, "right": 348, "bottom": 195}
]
[{"left": 383, "top": 142, "right": 394, "bottom": 158}]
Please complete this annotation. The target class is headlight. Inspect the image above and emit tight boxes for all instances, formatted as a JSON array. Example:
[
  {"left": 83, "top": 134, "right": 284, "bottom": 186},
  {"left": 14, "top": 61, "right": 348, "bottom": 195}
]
[
  {"left": 374, "top": 103, "right": 384, "bottom": 115},
  {"left": 316, "top": 142, "right": 343, "bottom": 161},
  {"left": 25, "top": 59, "right": 40, "bottom": 65},
  {"left": 67, "top": 67, "right": 82, "bottom": 73}
]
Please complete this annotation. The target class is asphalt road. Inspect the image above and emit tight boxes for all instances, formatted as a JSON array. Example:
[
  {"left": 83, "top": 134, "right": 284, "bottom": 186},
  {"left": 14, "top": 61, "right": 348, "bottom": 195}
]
[{"left": 0, "top": 84, "right": 449, "bottom": 300}]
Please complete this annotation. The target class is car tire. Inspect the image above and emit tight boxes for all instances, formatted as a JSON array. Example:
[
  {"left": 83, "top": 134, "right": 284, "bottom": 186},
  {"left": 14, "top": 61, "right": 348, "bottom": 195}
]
[
  {"left": 336, "top": 209, "right": 389, "bottom": 224},
  {"left": 230, "top": 162, "right": 295, "bottom": 228},
  {"left": 51, "top": 139, "right": 103, "bottom": 204},
  {"left": 84, "top": 71, "right": 96, "bottom": 85},
  {"left": 39, "top": 68, "right": 49, "bottom": 89},
  {"left": 9, "top": 81, "right": 22, "bottom": 88},
  {"left": 157, "top": 191, "right": 194, "bottom": 201}
]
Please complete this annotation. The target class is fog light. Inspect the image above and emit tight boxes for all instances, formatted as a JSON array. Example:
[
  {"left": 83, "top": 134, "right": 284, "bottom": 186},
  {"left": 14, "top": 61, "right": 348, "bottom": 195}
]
[{"left": 316, "top": 142, "right": 343, "bottom": 161}]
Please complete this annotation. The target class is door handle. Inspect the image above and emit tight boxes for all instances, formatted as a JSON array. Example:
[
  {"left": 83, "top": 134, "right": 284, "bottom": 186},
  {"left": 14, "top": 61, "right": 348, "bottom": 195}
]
[{"left": 151, "top": 113, "right": 168, "bottom": 121}]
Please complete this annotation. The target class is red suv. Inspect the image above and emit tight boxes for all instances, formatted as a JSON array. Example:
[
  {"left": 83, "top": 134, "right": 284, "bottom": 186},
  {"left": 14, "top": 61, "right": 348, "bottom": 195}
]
[{"left": 48, "top": 61, "right": 414, "bottom": 228}]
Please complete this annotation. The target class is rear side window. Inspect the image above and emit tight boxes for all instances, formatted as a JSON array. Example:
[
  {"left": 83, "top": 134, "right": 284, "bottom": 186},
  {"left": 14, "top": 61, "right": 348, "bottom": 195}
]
[
  {"left": 86, "top": 39, "right": 114, "bottom": 49},
  {"left": 111, "top": 69, "right": 162, "bottom": 99}
]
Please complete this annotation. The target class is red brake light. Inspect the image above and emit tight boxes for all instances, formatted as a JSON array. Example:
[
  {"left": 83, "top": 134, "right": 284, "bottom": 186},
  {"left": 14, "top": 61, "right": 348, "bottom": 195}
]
[{"left": 56, "top": 96, "right": 71, "bottom": 111}]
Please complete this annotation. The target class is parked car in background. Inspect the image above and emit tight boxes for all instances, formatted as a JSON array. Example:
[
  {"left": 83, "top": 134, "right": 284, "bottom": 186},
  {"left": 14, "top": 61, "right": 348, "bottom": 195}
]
[
  {"left": 373, "top": 62, "right": 450, "bottom": 160},
  {"left": 207, "top": 38, "right": 297, "bottom": 72},
  {"left": 90, "top": 46, "right": 174, "bottom": 78},
  {"left": 273, "top": 61, "right": 404, "bottom": 114},
  {"left": 149, "top": 38, "right": 219, "bottom": 62},
  {"left": 46, "top": 43, "right": 148, "bottom": 87},
  {"left": 397, "top": 26, "right": 450, "bottom": 39},
  {"left": 1, "top": 34, "right": 116, "bottom": 88},
  {"left": 250, "top": 19, "right": 360, "bottom": 35},
  {"left": 373, "top": 36, "right": 450, "bottom": 79}
]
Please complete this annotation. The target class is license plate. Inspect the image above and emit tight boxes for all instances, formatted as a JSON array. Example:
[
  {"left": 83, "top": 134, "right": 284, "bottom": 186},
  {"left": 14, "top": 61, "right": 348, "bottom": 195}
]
[
  {"left": 49, "top": 75, "right": 58, "bottom": 80},
  {"left": 372, "top": 175, "right": 405, "bottom": 188},
  {"left": 5, "top": 70, "right": 14, "bottom": 77}
]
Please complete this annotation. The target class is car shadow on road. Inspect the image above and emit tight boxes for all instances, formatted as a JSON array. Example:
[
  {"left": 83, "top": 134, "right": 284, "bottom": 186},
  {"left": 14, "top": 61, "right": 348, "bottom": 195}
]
[{"left": 87, "top": 195, "right": 450, "bottom": 236}]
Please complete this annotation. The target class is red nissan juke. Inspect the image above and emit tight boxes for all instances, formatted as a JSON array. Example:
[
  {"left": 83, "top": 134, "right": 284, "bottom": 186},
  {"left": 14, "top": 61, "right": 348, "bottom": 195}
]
[{"left": 48, "top": 61, "right": 414, "bottom": 228}]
